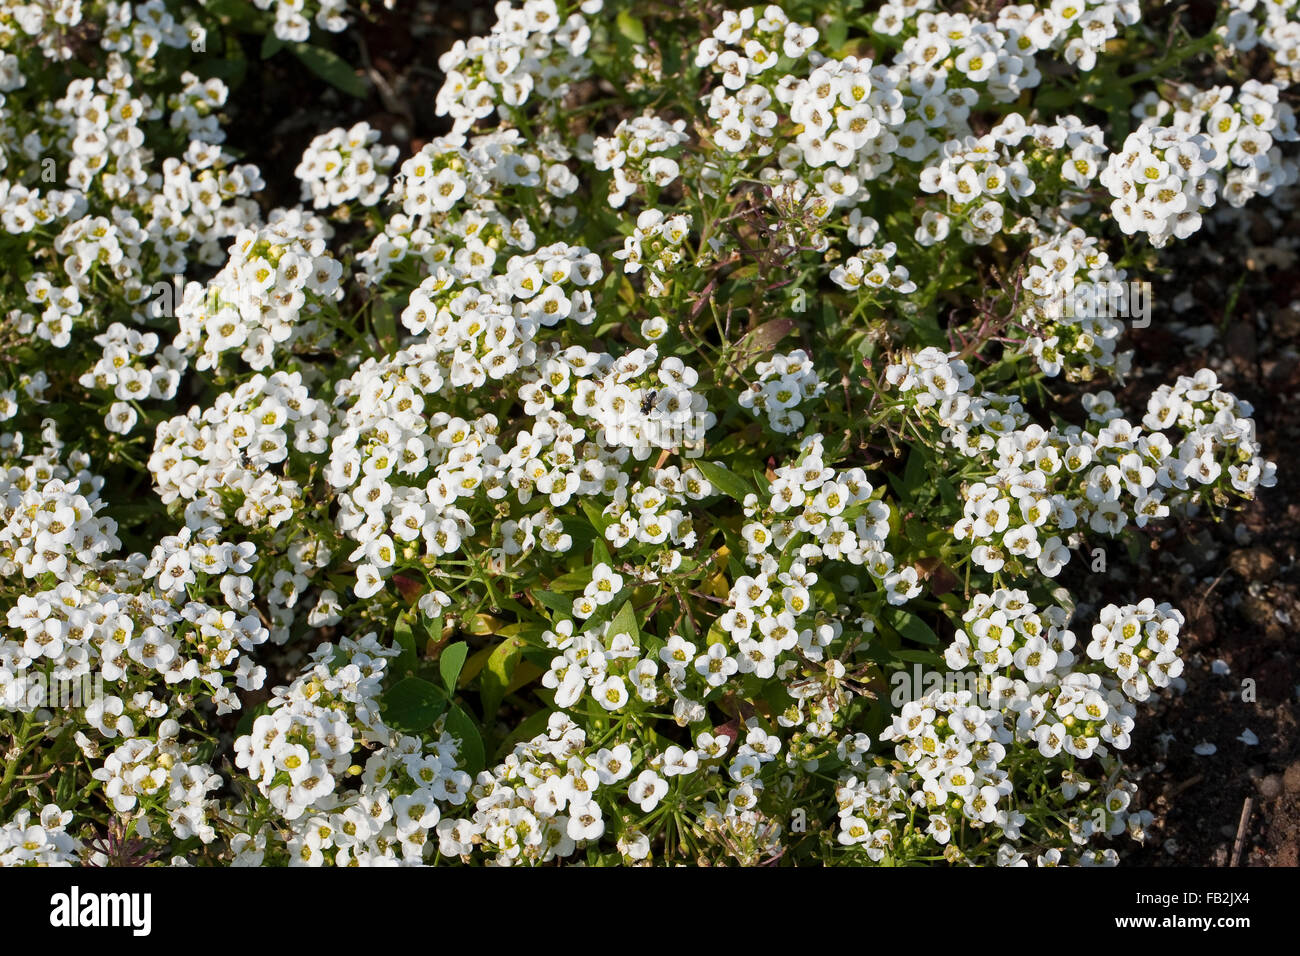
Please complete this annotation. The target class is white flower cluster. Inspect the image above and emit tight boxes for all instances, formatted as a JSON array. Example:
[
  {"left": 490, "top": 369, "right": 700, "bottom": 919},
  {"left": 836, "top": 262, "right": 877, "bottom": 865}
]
[
  {"left": 884, "top": 345, "right": 977, "bottom": 412},
  {"left": 0, "top": 0, "right": 284, "bottom": 478},
  {"left": 831, "top": 766, "right": 909, "bottom": 861},
  {"left": 696, "top": 5, "right": 820, "bottom": 90},
  {"left": 295, "top": 122, "right": 399, "bottom": 209},
  {"left": 573, "top": 345, "right": 717, "bottom": 457},
  {"left": 943, "top": 590, "right": 1182, "bottom": 705},
  {"left": 326, "top": 378, "right": 495, "bottom": 598},
  {"left": 1100, "top": 124, "right": 1220, "bottom": 245},
  {"left": 253, "top": 0, "right": 349, "bottom": 42},
  {"left": 696, "top": 5, "right": 820, "bottom": 158},
  {"left": 719, "top": 437, "right": 905, "bottom": 730},
  {"left": 11, "top": 0, "right": 191, "bottom": 63},
  {"left": 743, "top": 432, "right": 906, "bottom": 604},
  {"left": 1, "top": 56, "right": 268, "bottom": 441},
  {"left": 145, "top": 140, "right": 265, "bottom": 272},
  {"left": 435, "top": 713, "right": 620, "bottom": 863},
  {"left": 4, "top": 534, "right": 269, "bottom": 716},
  {"left": 0, "top": 179, "right": 80, "bottom": 237},
  {"left": 780, "top": 55, "right": 906, "bottom": 176},
  {"left": 1135, "top": 80, "right": 1300, "bottom": 209},
  {"left": 24, "top": 269, "right": 87, "bottom": 350},
  {"left": 843, "top": 589, "right": 1172, "bottom": 864},
  {"left": 324, "top": 244, "right": 713, "bottom": 596},
  {"left": 1143, "top": 369, "right": 1279, "bottom": 492},
  {"left": 388, "top": 133, "right": 474, "bottom": 220},
  {"left": 543, "top": 611, "right": 642, "bottom": 701},
  {"left": 92, "top": 730, "right": 224, "bottom": 844},
  {"left": 433, "top": 710, "right": 781, "bottom": 865},
  {"left": 233, "top": 632, "right": 471, "bottom": 865},
  {"left": 920, "top": 116, "right": 1098, "bottom": 245},
  {"left": 435, "top": 0, "right": 598, "bottom": 133},
  {"left": 45, "top": 67, "right": 262, "bottom": 280},
  {"left": 514, "top": 429, "right": 904, "bottom": 752},
  {"left": 0, "top": 373, "right": 47, "bottom": 424},
  {"left": 0, "top": 421, "right": 275, "bottom": 847},
  {"left": 597, "top": 461, "right": 708, "bottom": 553},
  {"left": 592, "top": 112, "right": 690, "bottom": 208},
  {"left": 150, "top": 369, "right": 329, "bottom": 536},
  {"left": 1220, "top": 0, "right": 1300, "bottom": 87},
  {"left": 828, "top": 242, "right": 917, "bottom": 295},
  {"left": 612, "top": 208, "right": 692, "bottom": 296},
  {"left": 78, "top": 321, "right": 186, "bottom": 435},
  {"left": 876, "top": 0, "right": 1139, "bottom": 85},
  {"left": 738, "top": 348, "right": 826, "bottom": 434},
  {"left": 171, "top": 212, "right": 342, "bottom": 371},
  {"left": 0, "top": 450, "right": 120, "bottom": 583},
  {"left": 362, "top": 130, "right": 572, "bottom": 286},
  {"left": 887, "top": 348, "right": 1276, "bottom": 577},
  {"left": 1020, "top": 227, "right": 1134, "bottom": 380},
  {"left": 0, "top": 805, "right": 82, "bottom": 866},
  {"left": 164, "top": 70, "right": 230, "bottom": 145}
]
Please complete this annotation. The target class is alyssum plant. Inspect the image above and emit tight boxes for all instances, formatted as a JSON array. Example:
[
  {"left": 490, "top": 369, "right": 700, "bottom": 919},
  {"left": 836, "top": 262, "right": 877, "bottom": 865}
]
[{"left": 0, "top": 0, "right": 1287, "bottom": 866}]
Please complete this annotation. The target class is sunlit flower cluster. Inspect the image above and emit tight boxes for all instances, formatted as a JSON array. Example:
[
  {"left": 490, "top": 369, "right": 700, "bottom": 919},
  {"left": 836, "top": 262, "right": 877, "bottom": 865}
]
[{"left": 0, "top": 0, "right": 1290, "bottom": 869}]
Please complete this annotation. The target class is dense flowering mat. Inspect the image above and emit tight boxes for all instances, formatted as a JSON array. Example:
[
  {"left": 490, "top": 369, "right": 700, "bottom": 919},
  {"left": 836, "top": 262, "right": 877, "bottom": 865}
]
[{"left": 0, "top": 0, "right": 1290, "bottom": 866}]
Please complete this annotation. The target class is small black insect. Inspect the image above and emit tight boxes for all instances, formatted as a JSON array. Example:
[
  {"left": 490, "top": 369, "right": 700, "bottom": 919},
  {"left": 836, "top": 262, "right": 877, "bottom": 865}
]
[{"left": 640, "top": 389, "right": 658, "bottom": 415}]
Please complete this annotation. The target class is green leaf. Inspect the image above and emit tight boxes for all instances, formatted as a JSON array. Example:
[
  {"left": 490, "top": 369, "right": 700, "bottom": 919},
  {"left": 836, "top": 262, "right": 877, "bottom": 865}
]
[
  {"left": 205, "top": 0, "right": 266, "bottom": 27},
  {"left": 392, "top": 615, "right": 418, "bottom": 678},
  {"left": 884, "top": 607, "right": 940, "bottom": 646},
  {"left": 439, "top": 641, "right": 469, "bottom": 695},
  {"left": 370, "top": 295, "right": 398, "bottom": 350},
  {"left": 549, "top": 567, "right": 595, "bottom": 592},
  {"left": 561, "top": 515, "right": 597, "bottom": 557},
  {"left": 891, "top": 648, "right": 944, "bottom": 665},
  {"left": 288, "top": 42, "right": 368, "bottom": 98},
  {"left": 581, "top": 499, "right": 614, "bottom": 535},
  {"left": 705, "top": 618, "right": 729, "bottom": 647},
  {"left": 495, "top": 706, "right": 554, "bottom": 759},
  {"left": 234, "top": 701, "right": 271, "bottom": 740},
  {"left": 497, "top": 621, "right": 548, "bottom": 642},
  {"left": 480, "top": 636, "right": 525, "bottom": 720},
  {"left": 680, "top": 605, "right": 698, "bottom": 641},
  {"left": 608, "top": 598, "right": 639, "bottom": 642},
  {"left": 823, "top": 16, "right": 848, "bottom": 51},
  {"left": 260, "top": 33, "right": 283, "bottom": 59},
  {"left": 937, "top": 476, "right": 959, "bottom": 509},
  {"left": 505, "top": 661, "right": 545, "bottom": 697},
  {"left": 732, "top": 319, "right": 796, "bottom": 370},
  {"left": 695, "top": 460, "right": 753, "bottom": 503},
  {"left": 444, "top": 704, "right": 486, "bottom": 776},
  {"left": 197, "top": 36, "right": 247, "bottom": 86},
  {"left": 1050, "top": 587, "right": 1076, "bottom": 619},
  {"left": 616, "top": 9, "right": 646, "bottom": 45},
  {"left": 382, "top": 677, "right": 448, "bottom": 733},
  {"left": 902, "top": 446, "right": 927, "bottom": 495},
  {"left": 55, "top": 764, "right": 77, "bottom": 808},
  {"left": 533, "top": 589, "right": 572, "bottom": 616}
]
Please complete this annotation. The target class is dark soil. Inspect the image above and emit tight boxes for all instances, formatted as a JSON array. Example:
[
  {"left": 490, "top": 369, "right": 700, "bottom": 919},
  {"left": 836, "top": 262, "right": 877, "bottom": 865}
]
[{"left": 1112, "top": 208, "right": 1300, "bottom": 867}]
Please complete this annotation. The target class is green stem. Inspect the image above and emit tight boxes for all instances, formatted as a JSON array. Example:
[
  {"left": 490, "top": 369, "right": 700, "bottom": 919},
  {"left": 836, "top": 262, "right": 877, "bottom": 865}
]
[
  {"left": 0, "top": 714, "right": 35, "bottom": 808},
  {"left": 1122, "top": 29, "right": 1220, "bottom": 87}
]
